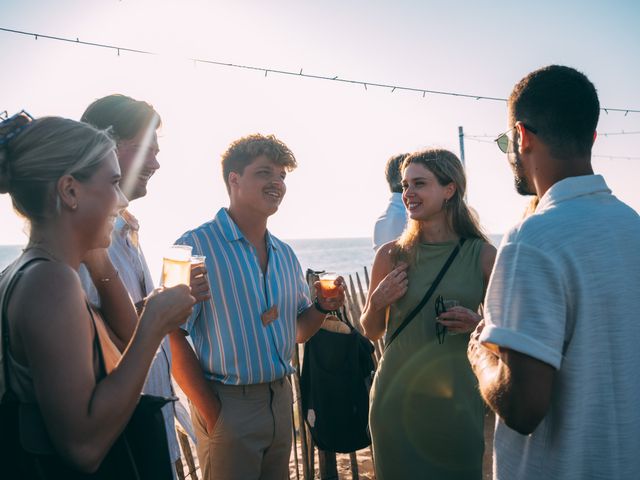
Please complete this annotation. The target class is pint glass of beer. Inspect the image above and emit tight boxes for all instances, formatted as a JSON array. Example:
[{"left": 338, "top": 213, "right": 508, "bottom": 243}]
[
  {"left": 318, "top": 272, "right": 339, "bottom": 298},
  {"left": 161, "top": 245, "right": 192, "bottom": 287}
]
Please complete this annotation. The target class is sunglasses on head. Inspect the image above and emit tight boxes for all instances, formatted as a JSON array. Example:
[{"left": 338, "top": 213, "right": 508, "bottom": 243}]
[{"left": 495, "top": 122, "right": 538, "bottom": 154}]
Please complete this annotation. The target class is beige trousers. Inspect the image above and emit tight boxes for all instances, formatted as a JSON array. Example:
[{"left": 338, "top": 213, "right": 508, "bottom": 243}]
[{"left": 190, "top": 378, "right": 293, "bottom": 480}]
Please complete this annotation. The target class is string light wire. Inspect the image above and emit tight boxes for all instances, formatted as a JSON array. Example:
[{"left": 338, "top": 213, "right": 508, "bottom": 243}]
[
  {"left": 464, "top": 136, "right": 640, "bottom": 160},
  {"left": 1, "top": 27, "right": 640, "bottom": 115}
]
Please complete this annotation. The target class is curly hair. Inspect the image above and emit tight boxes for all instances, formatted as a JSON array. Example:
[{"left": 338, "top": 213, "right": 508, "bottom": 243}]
[{"left": 221, "top": 134, "right": 297, "bottom": 192}]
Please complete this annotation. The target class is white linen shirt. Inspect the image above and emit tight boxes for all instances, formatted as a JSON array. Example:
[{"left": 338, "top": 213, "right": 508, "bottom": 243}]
[
  {"left": 480, "top": 175, "right": 640, "bottom": 479},
  {"left": 373, "top": 193, "right": 407, "bottom": 251},
  {"left": 79, "top": 212, "right": 192, "bottom": 467}
]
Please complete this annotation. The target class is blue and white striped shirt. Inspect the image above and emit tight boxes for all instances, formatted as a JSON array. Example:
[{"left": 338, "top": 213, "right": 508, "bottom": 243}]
[{"left": 176, "top": 208, "right": 312, "bottom": 385}]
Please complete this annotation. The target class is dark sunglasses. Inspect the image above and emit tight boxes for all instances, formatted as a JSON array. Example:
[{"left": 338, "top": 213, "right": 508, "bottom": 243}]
[
  {"left": 435, "top": 294, "right": 446, "bottom": 344},
  {"left": 495, "top": 122, "right": 538, "bottom": 154}
]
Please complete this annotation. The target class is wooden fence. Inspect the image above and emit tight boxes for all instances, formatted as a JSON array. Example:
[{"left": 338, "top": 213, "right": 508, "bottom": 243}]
[
  {"left": 174, "top": 265, "right": 381, "bottom": 480},
  {"left": 289, "top": 267, "right": 382, "bottom": 480},
  {"left": 176, "top": 266, "right": 495, "bottom": 480}
]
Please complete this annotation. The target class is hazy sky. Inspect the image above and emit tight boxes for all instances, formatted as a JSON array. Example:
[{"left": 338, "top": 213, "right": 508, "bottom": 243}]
[{"left": 1, "top": 0, "right": 639, "bottom": 269}]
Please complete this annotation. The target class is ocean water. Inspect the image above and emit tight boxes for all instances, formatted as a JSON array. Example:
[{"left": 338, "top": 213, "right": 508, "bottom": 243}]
[
  {"left": 0, "top": 235, "right": 503, "bottom": 278},
  {"left": 0, "top": 239, "right": 376, "bottom": 277},
  {"left": 0, "top": 245, "right": 23, "bottom": 271}
]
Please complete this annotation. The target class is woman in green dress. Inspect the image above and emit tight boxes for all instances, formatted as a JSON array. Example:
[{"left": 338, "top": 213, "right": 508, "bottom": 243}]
[{"left": 362, "top": 149, "right": 496, "bottom": 479}]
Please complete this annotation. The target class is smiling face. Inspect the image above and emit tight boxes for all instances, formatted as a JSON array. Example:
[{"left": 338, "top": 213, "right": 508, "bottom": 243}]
[
  {"left": 228, "top": 154, "right": 287, "bottom": 218},
  {"left": 76, "top": 151, "right": 129, "bottom": 248},
  {"left": 116, "top": 128, "right": 160, "bottom": 201},
  {"left": 401, "top": 162, "right": 455, "bottom": 222}
]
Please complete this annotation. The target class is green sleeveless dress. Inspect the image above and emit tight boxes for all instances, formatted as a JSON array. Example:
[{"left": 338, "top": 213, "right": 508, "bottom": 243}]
[{"left": 369, "top": 238, "right": 486, "bottom": 480}]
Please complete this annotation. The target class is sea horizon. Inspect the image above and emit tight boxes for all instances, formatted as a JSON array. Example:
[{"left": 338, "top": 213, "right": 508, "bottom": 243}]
[{"left": 0, "top": 235, "right": 503, "bottom": 279}]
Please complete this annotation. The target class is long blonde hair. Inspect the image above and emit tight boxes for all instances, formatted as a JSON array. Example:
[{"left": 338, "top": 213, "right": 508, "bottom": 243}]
[{"left": 394, "top": 148, "right": 488, "bottom": 264}]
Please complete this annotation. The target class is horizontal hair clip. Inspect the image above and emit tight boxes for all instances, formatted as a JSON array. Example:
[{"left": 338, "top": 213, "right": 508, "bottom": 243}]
[{"left": 0, "top": 110, "right": 35, "bottom": 146}]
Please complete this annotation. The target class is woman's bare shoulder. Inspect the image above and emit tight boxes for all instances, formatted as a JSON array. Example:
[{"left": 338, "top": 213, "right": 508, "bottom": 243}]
[
  {"left": 10, "top": 261, "right": 90, "bottom": 332},
  {"left": 479, "top": 242, "right": 497, "bottom": 280}
]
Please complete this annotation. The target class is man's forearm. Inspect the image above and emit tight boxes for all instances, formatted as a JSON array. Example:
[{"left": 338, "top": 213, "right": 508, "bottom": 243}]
[
  {"left": 470, "top": 347, "right": 506, "bottom": 416},
  {"left": 469, "top": 343, "right": 553, "bottom": 435},
  {"left": 168, "top": 330, "right": 220, "bottom": 419},
  {"left": 296, "top": 306, "right": 326, "bottom": 343}
]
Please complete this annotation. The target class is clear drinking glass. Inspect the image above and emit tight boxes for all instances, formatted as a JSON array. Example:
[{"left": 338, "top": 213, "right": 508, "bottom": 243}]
[
  {"left": 161, "top": 245, "right": 192, "bottom": 287},
  {"left": 318, "top": 272, "right": 339, "bottom": 298},
  {"left": 190, "top": 255, "right": 206, "bottom": 267},
  {"left": 443, "top": 299, "right": 461, "bottom": 335}
]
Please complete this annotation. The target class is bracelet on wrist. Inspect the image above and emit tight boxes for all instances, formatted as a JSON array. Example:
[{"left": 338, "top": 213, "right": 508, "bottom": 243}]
[
  {"left": 98, "top": 270, "right": 120, "bottom": 283},
  {"left": 313, "top": 297, "right": 333, "bottom": 315}
]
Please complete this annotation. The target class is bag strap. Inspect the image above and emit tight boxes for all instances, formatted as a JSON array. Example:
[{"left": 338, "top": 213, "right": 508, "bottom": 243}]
[
  {"left": 384, "top": 238, "right": 466, "bottom": 350},
  {"left": 1, "top": 257, "right": 49, "bottom": 400}
]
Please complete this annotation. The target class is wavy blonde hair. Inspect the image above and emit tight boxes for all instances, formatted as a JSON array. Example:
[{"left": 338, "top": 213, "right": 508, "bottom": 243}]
[{"left": 394, "top": 148, "right": 488, "bottom": 264}]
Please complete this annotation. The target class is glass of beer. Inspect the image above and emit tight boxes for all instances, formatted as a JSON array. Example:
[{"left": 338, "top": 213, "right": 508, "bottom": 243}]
[
  {"left": 161, "top": 245, "right": 192, "bottom": 287},
  {"left": 190, "top": 255, "right": 206, "bottom": 267},
  {"left": 318, "top": 272, "right": 339, "bottom": 298}
]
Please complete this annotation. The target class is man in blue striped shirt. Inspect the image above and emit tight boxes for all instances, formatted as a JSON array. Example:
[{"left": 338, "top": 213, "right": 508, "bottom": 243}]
[{"left": 171, "top": 134, "right": 345, "bottom": 480}]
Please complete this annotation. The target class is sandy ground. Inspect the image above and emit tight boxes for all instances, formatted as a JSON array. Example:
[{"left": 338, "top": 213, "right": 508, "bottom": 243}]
[
  {"left": 287, "top": 410, "right": 495, "bottom": 480},
  {"left": 177, "top": 383, "right": 495, "bottom": 480}
]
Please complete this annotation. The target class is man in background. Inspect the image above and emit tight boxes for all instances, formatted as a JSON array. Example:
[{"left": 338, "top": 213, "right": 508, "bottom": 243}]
[
  {"left": 373, "top": 153, "right": 408, "bottom": 251},
  {"left": 79, "top": 94, "right": 207, "bottom": 478},
  {"left": 467, "top": 65, "right": 640, "bottom": 479}
]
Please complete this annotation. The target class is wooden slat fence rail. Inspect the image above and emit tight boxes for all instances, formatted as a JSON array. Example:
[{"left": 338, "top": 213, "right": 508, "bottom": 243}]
[{"left": 290, "top": 268, "right": 377, "bottom": 480}]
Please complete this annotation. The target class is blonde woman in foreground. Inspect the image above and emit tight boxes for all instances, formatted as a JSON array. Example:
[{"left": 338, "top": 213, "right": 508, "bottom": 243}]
[
  {"left": 0, "top": 114, "right": 194, "bottom": 478},
  {"left": 361, "top": 149, "right": 496, "bottom": 480}
]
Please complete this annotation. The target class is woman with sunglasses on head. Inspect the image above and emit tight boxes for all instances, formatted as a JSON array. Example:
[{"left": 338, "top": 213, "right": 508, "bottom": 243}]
[
  {"left": 361, "top": 149, "right": 496, "bottom": 479},
  {"left": 0, "top": 113, "right": 195, "bottom": 478}
]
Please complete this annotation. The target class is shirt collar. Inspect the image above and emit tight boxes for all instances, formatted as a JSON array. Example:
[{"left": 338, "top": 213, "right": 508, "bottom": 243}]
[
  {"left": 390, "top": 192, "right": 404, "bottom": 203},
  {"left": 114, "top": 210, "right": 136, "bottom": 236},
  {"left": 214, "top": 208, "right": 278, "bottom": 250},
  {"left": 537, "top": 174, "right": 610, "bottom": 212},
  {"left": 120, "top": 209, "right": 140, "bottom": 231}
]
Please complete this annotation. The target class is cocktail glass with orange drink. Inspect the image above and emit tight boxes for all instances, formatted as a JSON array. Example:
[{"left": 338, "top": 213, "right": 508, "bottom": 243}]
[{"left": 318, "top": 272, "right": 340, "bottom": 298}]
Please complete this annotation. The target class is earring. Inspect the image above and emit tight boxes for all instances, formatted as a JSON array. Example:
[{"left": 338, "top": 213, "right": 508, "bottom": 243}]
[{"left": 71, "top": 204, "right": 78, "bottom": 211}]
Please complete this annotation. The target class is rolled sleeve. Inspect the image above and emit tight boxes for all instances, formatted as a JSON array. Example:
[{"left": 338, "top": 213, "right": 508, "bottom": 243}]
[
  {"left": 480, "top": 242, "right": 566, "bottom": 370},
  {"left": 295, "top": 262, "right": 312, "bottom": 315}
]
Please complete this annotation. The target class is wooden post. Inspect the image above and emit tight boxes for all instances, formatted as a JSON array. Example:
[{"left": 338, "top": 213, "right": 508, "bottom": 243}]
[
  {"left": 176, "top": 426, "right": 198, "bottom": 479},
  {"left": 293, "top": 343, "right": 312, "bottom": 480},
  {"left": 349, "top": 452, "right": 360, "bottom": 480},
  {"left": 292, "top": 409, "right": 301, "bottom": 480},
  {"left": 355, "top": 272, "right": 366, "bottom": 307},
  {"left": 318, "top": 450, "right": 338, "bottom": 480}
]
